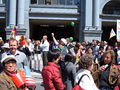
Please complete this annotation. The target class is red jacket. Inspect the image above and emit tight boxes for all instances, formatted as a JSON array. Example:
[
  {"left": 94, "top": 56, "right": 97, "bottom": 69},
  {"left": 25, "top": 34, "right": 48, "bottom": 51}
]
[{"left": 42, "top": 62, "right": 65, "bottom": 90}]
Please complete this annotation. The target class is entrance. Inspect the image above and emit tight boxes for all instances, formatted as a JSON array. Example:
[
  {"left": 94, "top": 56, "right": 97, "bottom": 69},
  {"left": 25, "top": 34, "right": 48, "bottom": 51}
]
[
  {"left": 102, "top": 26, "right": 116, "bottom": 46},
  {"left": 31, "top": 24, "right": 75, "bottom": 41}
]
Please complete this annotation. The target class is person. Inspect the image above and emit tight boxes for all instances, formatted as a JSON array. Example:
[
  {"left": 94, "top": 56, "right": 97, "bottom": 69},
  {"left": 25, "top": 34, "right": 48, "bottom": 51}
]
[
  {"left": 1, "top": 38, "right": 28, "bottom": 70},
  {"left": 0, "top": 55, "right": 35, "bottom": 90},
  {"left": 75, "top": 54, "right": 99, "bottom": 90},
  {"left": 98, "top": 50, "right": 120, "bottom": 90},
  {"left": 33, "top": 40, "right": 43, "bottom": 72},
  {"left": 42, "top": 49, "right": 66, "bottom": 90},
  {"left": 40, "top": 35, "right": 49, "bottom": 66},
  {"left": 51, "top": 33, "right": 68, "bottom": 60},
  {"left": 63, "top": 54, "right": 76, "bottom": 90}
]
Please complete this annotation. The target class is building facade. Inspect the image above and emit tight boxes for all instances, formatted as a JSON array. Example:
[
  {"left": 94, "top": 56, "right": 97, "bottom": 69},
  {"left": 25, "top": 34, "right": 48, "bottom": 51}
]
[{"left": 0, "top": 0, "right": 120, "bottom": 42}]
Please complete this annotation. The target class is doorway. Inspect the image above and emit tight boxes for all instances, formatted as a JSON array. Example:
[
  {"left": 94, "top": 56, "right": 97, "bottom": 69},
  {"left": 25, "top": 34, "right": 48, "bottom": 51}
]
[{"left": 31, "top": 24, "right": 75, "bottom": 41}]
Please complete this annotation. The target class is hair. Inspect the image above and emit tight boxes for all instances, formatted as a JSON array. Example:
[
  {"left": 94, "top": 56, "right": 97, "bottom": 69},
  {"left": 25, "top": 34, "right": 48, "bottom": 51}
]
[
  {"left": 85, "top": 46, "right": 93, "bottom": 53},
  {"left": 64, "top": 54, "right": 73, "bottom": 62},
  {"left": 9, "top": 38, "right": 18, "bottom": 45},
  {"left": 101, "top": 50, "right": 115, "bottom": 65},
  {"left": 47, "top": 49, "right": 61, "bottom": 62},
  {"left": 35, "top": 40, "right": 40, "bottom": 45},
  {"left": 78, "top": 54, "right": 93, "bottom": 69}
]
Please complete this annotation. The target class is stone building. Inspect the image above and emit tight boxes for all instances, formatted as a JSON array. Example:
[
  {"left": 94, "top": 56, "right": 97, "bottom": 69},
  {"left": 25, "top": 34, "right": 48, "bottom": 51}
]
[{"left": 0, "top": 0, "right": 120, "bottom": 42}]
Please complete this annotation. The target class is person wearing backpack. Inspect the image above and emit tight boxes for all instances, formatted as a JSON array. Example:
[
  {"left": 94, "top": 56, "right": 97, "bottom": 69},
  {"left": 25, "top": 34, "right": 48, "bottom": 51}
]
[{"left": 74, "top": 54, "right": 99, "bottom": 90}]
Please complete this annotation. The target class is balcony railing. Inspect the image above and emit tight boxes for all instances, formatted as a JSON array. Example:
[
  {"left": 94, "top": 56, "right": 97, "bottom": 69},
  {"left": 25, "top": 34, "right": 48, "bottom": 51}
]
[{"left": 30, "top": 0, "right": 80, "bottom": 6}]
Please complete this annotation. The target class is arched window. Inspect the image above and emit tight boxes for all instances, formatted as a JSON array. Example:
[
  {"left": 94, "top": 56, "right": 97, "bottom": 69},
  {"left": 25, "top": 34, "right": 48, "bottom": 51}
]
[{"left": 103, "top": 1, "right": 120, "bottom": 15}]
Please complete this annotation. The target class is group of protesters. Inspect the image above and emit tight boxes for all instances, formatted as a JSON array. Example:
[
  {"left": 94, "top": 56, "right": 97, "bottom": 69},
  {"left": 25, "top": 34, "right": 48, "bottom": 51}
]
[{"left": 0, "top": 33, "right": 120, "bottom": 90}]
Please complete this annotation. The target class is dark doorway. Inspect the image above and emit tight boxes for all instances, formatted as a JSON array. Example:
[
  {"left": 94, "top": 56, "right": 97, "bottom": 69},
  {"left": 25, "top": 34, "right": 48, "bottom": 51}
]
[
  {"left": 102, "top": 26, "right": 116, "bottom": 46},
  {"left": 32, "top": 25, "right": 74, "bottom": 41}
]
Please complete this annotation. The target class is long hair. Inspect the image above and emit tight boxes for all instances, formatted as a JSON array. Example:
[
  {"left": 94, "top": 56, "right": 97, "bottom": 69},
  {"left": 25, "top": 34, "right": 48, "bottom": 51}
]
[{"left": 100, "top": 50, "right": 115, "bottom": 65}]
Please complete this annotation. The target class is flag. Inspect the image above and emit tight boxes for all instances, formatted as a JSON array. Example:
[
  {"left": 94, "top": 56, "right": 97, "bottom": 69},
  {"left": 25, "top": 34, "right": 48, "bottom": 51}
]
[
  {"left": 109, "top": 28, "right": 116, "bottom": 39},
  {"left": 10, "top": 26, "right": 17, "bottom": 38},
  {"left": 24, "top": 66, "right": 36, "bottom": 89}
]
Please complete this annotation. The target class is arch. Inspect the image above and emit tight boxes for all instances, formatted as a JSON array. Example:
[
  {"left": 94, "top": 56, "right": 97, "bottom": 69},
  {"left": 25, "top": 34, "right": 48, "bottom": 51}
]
[
  {"left": 102, "top": 1, "right": 120, "bottom": 14},
  {"left": 100, "top": 0, "right": 110, "bottom": 14}
]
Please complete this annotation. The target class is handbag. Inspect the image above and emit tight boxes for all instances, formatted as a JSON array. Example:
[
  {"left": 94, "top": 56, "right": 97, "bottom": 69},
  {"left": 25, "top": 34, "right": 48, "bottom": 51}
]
[{"left": 72, "top": 74, "right": 89, "bottom": 90}]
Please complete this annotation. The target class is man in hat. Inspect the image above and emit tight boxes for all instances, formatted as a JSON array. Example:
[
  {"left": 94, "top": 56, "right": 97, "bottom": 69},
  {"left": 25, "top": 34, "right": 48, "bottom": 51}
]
[{"left": 51, "top": 33, "right": 68, "bottom": 60}]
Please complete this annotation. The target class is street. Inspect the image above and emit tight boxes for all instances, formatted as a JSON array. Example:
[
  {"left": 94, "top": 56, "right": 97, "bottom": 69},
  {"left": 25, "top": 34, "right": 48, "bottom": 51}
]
[{"left": 31, "top": 72, "right": 44, "bottom": 90}]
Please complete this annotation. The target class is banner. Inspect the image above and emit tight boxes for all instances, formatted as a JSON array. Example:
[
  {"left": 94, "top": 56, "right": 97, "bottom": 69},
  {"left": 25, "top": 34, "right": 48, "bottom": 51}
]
[
  {"left": 117, "top": 20, "right": 120, "bottom": 42},
  {"left": 10, "top": 25, "right": 17, "bottom": 39},
  {"left": 109, "top": 28, "right": 116, "bottom": 39}
]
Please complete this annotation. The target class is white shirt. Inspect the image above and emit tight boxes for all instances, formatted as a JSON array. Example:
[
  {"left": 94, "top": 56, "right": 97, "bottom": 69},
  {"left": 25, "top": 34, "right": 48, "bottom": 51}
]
[
  {"left": 40, "top": 40, "right": 49, "bottom": 51},
  {"left": 75, "top": 69, "right": 99, "bottom": 90},
  {"left": 28, "top": 43, "right": 34, "bottom": 52}
]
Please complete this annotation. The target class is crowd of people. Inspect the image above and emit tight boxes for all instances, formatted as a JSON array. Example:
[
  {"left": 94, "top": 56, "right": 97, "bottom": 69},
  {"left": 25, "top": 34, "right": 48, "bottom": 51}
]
[{"left": 0, "top": 33, "right": 120, "bottom": 90}]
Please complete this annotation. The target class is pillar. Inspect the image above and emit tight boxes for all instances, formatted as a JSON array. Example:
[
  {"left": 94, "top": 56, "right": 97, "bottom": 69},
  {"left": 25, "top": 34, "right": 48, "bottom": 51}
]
[
  {"left": 8, "top": 0, "right": 17, "bottom": 26},
  {"left": 5, "top": 0, "right": 17, "bottom": 39},
  {"left": 17, "top": 0, "right": 25, "bottom": 28},
  {"left": 93, "top": 0, "right": 100, "bottom": 27}
]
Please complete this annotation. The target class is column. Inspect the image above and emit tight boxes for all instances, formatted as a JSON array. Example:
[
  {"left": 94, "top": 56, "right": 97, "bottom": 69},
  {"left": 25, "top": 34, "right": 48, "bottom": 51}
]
[
  {"left": 93, "top": 0, "right": 99, "bottom": 27},
  {"left": 85, "top": 0, "right": 93, "bottom": 27},
  {"left": 24, "top": 0, "right": 30, "bottom": 38},
  {"left": 17, "top": 0, "right": 25, "bottom": 28},
  {"left": 8, "top": 0, "right": 17, "bottom": 26}
]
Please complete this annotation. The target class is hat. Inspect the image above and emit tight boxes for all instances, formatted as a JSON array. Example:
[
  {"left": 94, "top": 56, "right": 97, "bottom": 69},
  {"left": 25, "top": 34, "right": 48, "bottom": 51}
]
[
  {"left": 1, "top": 55, "right": 16, "bottom": 64},
  {"left": 61, "top": 38, "right": 67, "bottom": 45},
  {"left": 1, "top": 43, "right": 9, "bottom": 49}
]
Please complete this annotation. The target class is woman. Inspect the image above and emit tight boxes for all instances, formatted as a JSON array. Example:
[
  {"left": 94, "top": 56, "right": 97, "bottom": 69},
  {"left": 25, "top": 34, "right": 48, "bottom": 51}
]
[
  {"left": 63, "top": 54, "right": 76, "bottom": 90},
  {"left": 75, "top": 54, "right": 99, "bottom": 90},
  {"left": 99, "top": 50, "right": 120, "bottom": 90},
  {"left": 42, "top": 49, "right": 66, "bottom": 90},
  {"left": 0, "top": 55, "right": 35, "bottom": 90}
]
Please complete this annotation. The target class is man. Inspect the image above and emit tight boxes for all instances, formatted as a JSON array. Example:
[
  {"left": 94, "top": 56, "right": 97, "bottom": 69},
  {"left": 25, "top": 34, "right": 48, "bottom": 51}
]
[
  {"left": 2, "top": 38, "right": 28, "bottom": 70},
  {"left": 40, "top": 35, "right": 49, "bottom": 66}
]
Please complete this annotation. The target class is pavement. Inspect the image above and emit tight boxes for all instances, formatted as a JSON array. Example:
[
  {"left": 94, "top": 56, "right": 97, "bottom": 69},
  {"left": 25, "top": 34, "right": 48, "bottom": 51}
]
[{"left": 31, "top": 72, "right": 44, "bottom": 90}]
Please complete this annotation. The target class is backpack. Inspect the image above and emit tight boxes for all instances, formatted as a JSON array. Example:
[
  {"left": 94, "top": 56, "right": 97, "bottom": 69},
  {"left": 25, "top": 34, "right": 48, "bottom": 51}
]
[{"left": 72, "top": 74, "right": 89, "bottom": 90}]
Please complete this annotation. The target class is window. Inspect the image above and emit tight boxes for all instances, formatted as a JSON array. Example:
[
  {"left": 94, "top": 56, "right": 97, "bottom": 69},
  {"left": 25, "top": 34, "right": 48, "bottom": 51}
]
[
  {"left": 31, "top": 0, "right": 37, "bottom": 4},
  {"left": 0, "top": 0, "right": 3, "bottom": 4}
]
